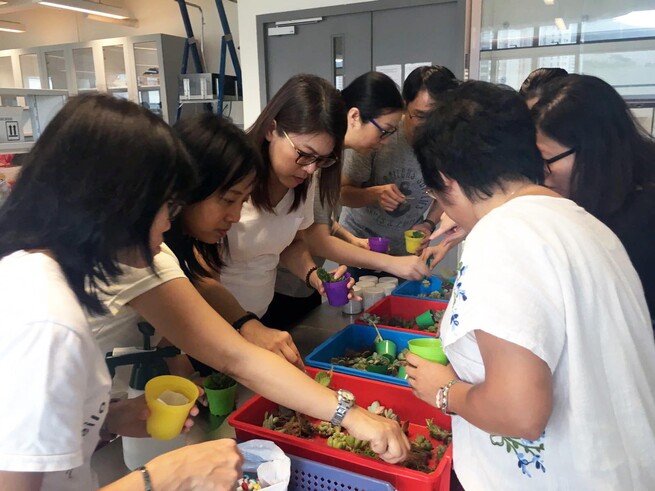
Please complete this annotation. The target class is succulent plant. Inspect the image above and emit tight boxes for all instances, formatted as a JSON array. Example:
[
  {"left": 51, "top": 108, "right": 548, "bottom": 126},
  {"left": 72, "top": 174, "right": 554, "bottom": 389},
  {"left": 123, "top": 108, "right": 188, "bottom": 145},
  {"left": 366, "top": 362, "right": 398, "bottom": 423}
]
[{"left": 316, "top": 267, "right": 344, "bottom": 283}]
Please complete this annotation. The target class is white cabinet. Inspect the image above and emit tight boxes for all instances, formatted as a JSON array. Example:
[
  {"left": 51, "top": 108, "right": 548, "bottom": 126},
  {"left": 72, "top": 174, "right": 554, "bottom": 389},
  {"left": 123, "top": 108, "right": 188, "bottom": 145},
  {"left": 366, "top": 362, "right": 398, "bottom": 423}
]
[
  {"left": 0, "top": 88, "right": 67, "bottom": 155},
  {"left": 0, "top": 34, "right": 186, "bottom": 124}
]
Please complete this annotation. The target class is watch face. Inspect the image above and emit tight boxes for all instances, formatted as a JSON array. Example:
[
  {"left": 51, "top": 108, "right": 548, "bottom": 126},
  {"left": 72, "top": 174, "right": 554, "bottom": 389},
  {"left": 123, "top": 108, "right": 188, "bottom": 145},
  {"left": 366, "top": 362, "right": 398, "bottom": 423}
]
[{"left": 339, "top": 389, "right": 355, "bottom": 405}]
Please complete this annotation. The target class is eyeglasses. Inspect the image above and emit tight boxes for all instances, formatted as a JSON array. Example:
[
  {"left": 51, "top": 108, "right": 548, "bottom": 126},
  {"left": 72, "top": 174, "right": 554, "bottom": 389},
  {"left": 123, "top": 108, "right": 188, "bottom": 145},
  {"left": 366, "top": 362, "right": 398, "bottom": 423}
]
[
  {"left": 282, "top": 129, "right": 338, "bottom": 169},
  {"left": 167, "top": 199, "right": 184, "bottom": 221},
  {"left": 369, "top": 118, "right": 398, "bottom": 140},
  {"left": 424, "top": 188, "right": 440, "bottom": 200},
  {"left": 543, "top": 148, "right": 575, "bottom": 175}
]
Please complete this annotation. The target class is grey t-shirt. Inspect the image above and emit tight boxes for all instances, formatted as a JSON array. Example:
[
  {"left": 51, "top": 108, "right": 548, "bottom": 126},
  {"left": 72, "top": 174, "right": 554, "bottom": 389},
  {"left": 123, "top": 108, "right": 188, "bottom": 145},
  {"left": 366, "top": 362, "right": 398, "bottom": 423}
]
[{"left": 338, "top": 122, "right": 433, "bottom": 255}]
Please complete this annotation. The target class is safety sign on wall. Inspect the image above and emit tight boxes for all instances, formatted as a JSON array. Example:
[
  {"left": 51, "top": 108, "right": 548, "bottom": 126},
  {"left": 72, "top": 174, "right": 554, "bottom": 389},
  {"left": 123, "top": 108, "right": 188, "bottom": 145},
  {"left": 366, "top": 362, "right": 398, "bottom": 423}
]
[{"left": 0, "top": 107, "right": 24, "bottom": 143}]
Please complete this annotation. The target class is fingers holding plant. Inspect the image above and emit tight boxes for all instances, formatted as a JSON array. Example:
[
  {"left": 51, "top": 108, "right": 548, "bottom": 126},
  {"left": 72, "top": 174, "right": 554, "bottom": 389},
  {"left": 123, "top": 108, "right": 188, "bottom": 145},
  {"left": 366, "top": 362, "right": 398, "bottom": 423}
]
[{"left": 341, "top": 406, "right": 410, "bottom": 464}]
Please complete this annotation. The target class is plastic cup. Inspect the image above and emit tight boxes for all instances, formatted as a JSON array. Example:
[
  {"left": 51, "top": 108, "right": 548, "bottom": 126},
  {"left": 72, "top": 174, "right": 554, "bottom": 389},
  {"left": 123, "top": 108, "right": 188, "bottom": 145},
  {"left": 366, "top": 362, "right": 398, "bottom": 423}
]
[
  {"left": 415, "top": 309, "right": 437, "bottom": 328},
  {"left": 203, "top": 379, "right": 238, "bottom": 416},
  {"left": 408, "top": 338, "right": 448, "bottom": 365},
  {"left": 342, "top": 285, "right": 363, "bottom": 314},
  {"left": 145, "top": 375, "right": 199, "bottom": 440},
  {"left": 359, "top": 275, "right": 379, "bottom": 284},
  {"left": 362, "top": 286, "right": 385, "bottom": 310},
  {"left": 381, "top": 283, "right": 396, "bottom": 296},
  {"left": 355, "top": 280, "right": 376, "bottom": 290},
  {"left": 404, "top": 230, "right": 426, "bottom": 254},
  {"left": 378, "top": 277, "right": 399, "bottom": 286},
  {"left": 322, "top": 272, "right": 351, "bottom": 307},
  {"left": 375, "top": 339, "right": 397, "bottom": 362},
  {"left": 396, "top": 365, "right": 408, "bottom": 380},
  {"left": 368, "top": 237, "right": 390, "bottom": 253},
  {"left": 366, "top": 359, "right": 390, "bottom": 374}
]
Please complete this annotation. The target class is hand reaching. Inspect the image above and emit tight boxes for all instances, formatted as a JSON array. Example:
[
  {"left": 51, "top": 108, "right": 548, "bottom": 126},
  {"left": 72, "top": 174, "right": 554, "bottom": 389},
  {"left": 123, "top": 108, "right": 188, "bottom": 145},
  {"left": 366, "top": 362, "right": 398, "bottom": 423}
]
[
  {"left": 146, "top": 439, "right": 243, "bottom": 491},
  {"left": 240, "top": 320, "right": 304, "bottom": 370}
]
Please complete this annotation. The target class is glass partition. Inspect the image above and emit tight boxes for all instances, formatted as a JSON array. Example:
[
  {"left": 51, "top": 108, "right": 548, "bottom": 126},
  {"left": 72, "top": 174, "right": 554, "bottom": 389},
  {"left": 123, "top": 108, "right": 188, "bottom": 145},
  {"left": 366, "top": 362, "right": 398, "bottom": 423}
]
[
  {"left": 45, "top": 50, "right": 67, "bottom": 90},
  {"left": 73, "top": 47, "right": 96, "bottom": 91}
]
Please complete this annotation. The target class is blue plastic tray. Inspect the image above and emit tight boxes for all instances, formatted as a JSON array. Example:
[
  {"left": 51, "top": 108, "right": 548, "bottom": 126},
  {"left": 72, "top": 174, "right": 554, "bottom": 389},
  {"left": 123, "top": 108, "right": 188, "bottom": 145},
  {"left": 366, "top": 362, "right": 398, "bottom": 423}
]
[
  {"left": 391, "top": 277, "right": 451, "bottom": 303},
  {"left": 304, "top": 324, "right": 432, "bottom": 387},
  {"left": 289, "top": 454, "right": 394, "bottom": 491}
]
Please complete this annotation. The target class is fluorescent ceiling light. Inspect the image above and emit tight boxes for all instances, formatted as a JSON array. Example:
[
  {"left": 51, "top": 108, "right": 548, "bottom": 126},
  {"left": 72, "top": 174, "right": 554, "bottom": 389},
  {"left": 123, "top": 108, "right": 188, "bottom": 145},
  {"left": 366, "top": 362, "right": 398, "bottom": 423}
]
[
  {"left": 613, "top": 10, "right": 655, "bottom": 28},
  {"left": 0, "top": 20, "right": 26, "bottom": 33},
  {"left": 543, "top": 0, "right": 555, "bottom": 5},
  {"left": 36, "top": 0, "right": 130, "bottom": 20},
  {"left": 554, "top": 17, "right": 567, "bottom": 31}
]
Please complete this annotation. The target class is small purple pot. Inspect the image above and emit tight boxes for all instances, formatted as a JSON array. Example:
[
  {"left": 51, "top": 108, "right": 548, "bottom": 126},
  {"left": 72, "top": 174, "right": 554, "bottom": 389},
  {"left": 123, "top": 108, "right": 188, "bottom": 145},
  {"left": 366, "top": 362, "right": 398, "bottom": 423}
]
[
  {"left": 368, "top": 237, "right": 390, "bottom": 253},
  {"left": 322, "top": 272, "right": 351, "bottom": 307}
]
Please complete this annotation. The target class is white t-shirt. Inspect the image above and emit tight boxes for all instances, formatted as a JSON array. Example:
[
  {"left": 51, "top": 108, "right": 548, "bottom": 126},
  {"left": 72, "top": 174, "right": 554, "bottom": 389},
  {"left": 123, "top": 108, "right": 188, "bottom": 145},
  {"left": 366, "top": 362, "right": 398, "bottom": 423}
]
[
  {"left": 221, "top": 185, "right": 315, "bottom": 317},
  {"left": 87, "top": 243, "right": 186, "bottom": 356},
  {"left": 87, "top": 243, "right": 186, "bottom": 395},
  {"left": 0, "top": 251, "right": 112, "bottom": 491},
  {"left": 440, "top": 196, "right": 655, "bottom": 490}
]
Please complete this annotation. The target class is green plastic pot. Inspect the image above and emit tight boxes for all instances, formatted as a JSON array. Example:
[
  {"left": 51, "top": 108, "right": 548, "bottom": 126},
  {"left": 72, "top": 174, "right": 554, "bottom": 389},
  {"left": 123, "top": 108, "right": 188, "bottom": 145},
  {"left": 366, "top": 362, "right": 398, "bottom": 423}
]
[
  {"left": 415, "top": 309, "right": 437, "bottom": 328},
  {"left": 203, "top": 379, "right": 237, "bottom": 416},
  {"left": 366, "top": 359, "right": 390, "bottom": 374},
  {"left": 375, "top": 339, "right": 397, "bottom": 362},
  {"left": 408, "top": 337, "right": 448, "bottom": 365}
]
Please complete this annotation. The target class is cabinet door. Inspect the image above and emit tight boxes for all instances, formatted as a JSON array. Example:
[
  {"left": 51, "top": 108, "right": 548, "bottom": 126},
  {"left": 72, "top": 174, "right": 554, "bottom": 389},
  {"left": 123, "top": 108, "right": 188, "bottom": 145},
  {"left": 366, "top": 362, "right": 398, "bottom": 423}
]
[
  {"left": 73, "top": 47, "right": 96, "bottom": 91},
  {"left": 19, "top": 53, "right": 41, "bottom": 89},
  {"left": 0, "top": 56, "right": 16, "bottom": 88},
  {"left": 45, "top": 50, "right": 68, "bottom": 90},
  {"left": 103, "top": 44, "right": 128, "bottom": 99},
  {"left": 134, "top": 41, "right": 162, "bottom": 118}
]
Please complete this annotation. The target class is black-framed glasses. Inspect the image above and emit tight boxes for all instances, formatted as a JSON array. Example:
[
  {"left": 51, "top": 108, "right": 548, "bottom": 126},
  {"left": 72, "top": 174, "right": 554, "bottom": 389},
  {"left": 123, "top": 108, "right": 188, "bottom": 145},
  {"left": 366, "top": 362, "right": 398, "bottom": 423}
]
[
  {"left": 167, "top": 199, "right": 184, "bottom": 221},
  {"left": 369, "top": 118, "right": 398, "bottom": 140},
  {"left": 282, "top": 129, "right": 338, "bottom": 169},
  {"left": 543, "top": 148, "right": 575, "bottom": 175}
]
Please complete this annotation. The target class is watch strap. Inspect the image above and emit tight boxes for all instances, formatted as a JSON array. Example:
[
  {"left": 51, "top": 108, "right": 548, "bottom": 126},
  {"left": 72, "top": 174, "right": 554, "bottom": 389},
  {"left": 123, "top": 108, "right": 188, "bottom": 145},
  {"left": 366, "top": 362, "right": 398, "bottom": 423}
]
[{"left": 233, "top": 312, "right": 259, "bottom": 332}]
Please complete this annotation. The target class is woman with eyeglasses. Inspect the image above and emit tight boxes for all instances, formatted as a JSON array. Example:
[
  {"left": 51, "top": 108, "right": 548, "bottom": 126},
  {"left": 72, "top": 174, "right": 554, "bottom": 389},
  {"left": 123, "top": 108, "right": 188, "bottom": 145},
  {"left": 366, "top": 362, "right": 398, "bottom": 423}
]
[
  {"left": 88, "top": 113, "right": 304, "bottom": 406},
  {"left": 0, "top": 94, "right": 245, "bottom": 491},
  {"left": 85, "top": 90, "right": 409, "bottom": 465},
  {"left": 216, "top": 74, "right": 355, "bottom": 322},
  {"left": 338, "top": 66, "right": 459, "bottom": 263},
  {"left": 267, "top": 71, "right": 432, "bottom": 328},
  {"left": 533, "top": 74, "right": 655, "bottom": 323},
  {"left": 408, "top": 81, "right": 655, "bottom": 490}
]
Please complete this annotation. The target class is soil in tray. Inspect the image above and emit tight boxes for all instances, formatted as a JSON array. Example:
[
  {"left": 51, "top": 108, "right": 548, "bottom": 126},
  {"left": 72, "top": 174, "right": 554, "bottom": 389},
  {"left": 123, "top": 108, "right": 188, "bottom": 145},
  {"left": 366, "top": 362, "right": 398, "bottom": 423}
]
[
  {"left": 262, "top": 406, "right": 451, "bottom": 474},
  {"left": 417, "top": 280, "right": 455, "bottom": 300}
]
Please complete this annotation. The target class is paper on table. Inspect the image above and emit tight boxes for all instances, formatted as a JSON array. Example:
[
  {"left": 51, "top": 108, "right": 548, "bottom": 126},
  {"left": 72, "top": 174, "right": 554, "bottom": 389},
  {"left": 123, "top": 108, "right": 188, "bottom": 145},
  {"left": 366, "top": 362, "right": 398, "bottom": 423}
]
[
  {"left": 157, "top": 389, "right": 189, "bottom": 406},
  {"left": 375, "top": 64, "right": 402, "bottom": 88}
]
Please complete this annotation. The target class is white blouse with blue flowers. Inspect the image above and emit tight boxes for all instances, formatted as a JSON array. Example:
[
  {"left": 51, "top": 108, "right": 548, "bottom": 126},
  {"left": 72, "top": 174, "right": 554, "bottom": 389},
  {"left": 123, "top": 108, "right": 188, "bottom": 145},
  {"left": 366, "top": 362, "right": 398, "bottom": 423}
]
[{"left": 441, "top": 195, "right": 655, "bottom": 491}]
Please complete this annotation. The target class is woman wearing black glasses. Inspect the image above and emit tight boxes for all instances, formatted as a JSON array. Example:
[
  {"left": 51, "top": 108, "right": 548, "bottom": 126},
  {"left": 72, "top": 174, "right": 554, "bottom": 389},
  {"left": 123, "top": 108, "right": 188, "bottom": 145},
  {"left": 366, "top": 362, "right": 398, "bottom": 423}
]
[
  {"left": 533, "top": 74, "right": 655, "bottom": 322},
  {"left": 218, "top": 74, "right": 353, "bottom": 320},
  {"left": 267, "top": 72, "right": 432, "bottom": 328}
]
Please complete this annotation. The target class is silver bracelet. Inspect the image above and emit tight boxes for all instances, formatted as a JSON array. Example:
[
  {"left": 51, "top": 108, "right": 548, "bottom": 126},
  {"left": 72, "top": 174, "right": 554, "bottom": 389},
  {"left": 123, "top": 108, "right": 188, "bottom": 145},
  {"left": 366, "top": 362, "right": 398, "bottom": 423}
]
[
  {"left": 137, "top": 466, "right": 153, "bottom": 491},
  {"left": 440, "top": 379, "right": 460, "bottom": 415}
]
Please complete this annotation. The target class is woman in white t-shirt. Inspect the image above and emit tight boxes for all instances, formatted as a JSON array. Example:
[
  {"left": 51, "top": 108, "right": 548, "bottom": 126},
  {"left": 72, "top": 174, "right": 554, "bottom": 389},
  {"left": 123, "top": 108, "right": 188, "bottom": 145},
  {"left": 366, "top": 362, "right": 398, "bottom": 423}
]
[
  {"left": 85, "top": 97, "right": 410, "bottom": 462},
  {"left": 268, "top": 72, "right": 433, "bottom": 327},
  {"left": 406, "top": 81, "right": 655, "bottom": 490},
  {"left": 90, "top": 114, "right": 303, "bottom": 378},
  {"left": 221, "top": 74, "right": 355, "bottom": 320},
  {"left": 0, "top": 95, "right": 242, "bottom": 490}
]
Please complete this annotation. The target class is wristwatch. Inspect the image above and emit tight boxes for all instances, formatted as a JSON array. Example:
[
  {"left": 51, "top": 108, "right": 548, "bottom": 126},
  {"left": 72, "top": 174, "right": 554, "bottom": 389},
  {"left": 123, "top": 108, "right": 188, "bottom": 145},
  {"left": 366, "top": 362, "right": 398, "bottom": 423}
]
[{"left": 330, "top": 389, "right": 355, "bottom": 426}]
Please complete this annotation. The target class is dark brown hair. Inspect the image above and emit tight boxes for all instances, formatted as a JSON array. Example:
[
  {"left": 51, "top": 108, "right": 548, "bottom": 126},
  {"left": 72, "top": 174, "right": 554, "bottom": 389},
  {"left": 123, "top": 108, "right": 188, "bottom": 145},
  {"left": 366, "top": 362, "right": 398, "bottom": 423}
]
[{"left": 248, "top": 74, "right": 347, "bottom": 211}]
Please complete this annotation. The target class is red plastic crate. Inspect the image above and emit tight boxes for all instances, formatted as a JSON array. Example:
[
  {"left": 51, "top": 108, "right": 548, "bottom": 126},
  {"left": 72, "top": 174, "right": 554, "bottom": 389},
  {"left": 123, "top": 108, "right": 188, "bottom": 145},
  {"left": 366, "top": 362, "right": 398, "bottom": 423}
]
[
  {"left": 229, "top": 367, "right": 452, "bottom": 491},
  {"left": 355, "top": 296, "right": 449, "bottom": 335}
]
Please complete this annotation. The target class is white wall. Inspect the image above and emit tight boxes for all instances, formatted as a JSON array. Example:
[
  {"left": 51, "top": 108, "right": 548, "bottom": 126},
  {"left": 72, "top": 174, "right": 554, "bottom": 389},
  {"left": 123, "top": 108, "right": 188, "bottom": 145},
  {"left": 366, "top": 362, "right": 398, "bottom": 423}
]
[
  {"left": 237, "top": 0, "right": 376, "bottom": 126},
  {"left": 0, "top": 0, "right": 239, "bottom": 75}
]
